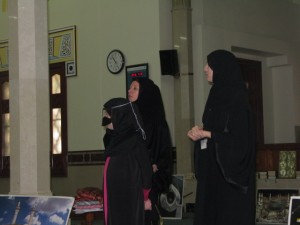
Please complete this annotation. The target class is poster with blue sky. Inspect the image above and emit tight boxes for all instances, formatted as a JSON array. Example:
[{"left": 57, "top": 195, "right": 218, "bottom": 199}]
[{"left": 0, "top": 195, "right": 74, "bottom": 225}]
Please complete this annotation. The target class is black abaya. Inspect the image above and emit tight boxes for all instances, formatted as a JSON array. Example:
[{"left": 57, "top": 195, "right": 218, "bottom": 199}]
[
  {"left": 131, "top": 78, "right": 173, "bottom": 225},
  {"left": 102, "top": 98, "right": 152, "bottom": 225},
  {"left": 105, "top": 134, "right": 152, "bottom": 225},
  {"left": 193, "top": 50, "right": 256, "bottom": 225}
]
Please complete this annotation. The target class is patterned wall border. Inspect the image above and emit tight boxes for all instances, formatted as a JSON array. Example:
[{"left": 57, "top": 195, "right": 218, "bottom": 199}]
[
  {"left": 68, "top": 147, "right": 177, "bottom": 166},
  {"left": 68, "top": 150, "right": 105, "bottom": 166}
]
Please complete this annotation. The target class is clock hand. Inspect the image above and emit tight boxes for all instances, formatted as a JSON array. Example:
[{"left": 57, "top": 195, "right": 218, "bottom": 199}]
[{"left": 112, "top": 56, "right": 117, "bottom": 64}]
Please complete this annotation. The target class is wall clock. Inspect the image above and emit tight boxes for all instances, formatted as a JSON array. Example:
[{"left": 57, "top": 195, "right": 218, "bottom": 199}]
[{"left": 106, "top": 49, "right": 125, "bottom": 74}]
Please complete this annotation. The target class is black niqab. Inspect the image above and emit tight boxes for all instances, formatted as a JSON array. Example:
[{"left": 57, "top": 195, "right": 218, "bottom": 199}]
[{"left": 103, "top": 98, "right": 145, "bottom": 157}]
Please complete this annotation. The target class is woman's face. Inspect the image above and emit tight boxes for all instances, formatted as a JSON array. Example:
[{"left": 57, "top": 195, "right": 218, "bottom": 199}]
[
  {"left": 204, "top": 63, "right": 213, "bottom": 83},
  {"left": 128, "top": 81, "right": 140, "bottom": 102}
]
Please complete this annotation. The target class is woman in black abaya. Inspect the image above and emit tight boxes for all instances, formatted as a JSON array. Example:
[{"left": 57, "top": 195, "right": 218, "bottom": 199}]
[
  {"left": 187, "top": 50, "right": 256, "bottom": 225},
  {"left": 102, "top": 98, "right": 152, "bottom": 225},
  {"left": 128, "top": 78, "right": 173, "bottom": 225}
]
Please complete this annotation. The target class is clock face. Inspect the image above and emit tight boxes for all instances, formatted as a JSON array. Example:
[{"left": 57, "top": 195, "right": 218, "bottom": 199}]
[{"left": 107, "top": 50, "right": 125, "bottom": 74}]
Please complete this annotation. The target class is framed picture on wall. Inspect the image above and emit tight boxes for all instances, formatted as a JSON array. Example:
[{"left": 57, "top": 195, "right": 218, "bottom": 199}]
[
  {"left": 49, "top": 25, "right": 77, "bottom": 77},
  {"left": 0, "top": 40, "right": 8, "bottom": 72},
  {"left": 278, "top": 151, "right": 296, "bottom": 178},
  {"left": 125, "top": 63, "right": 149, "bottom": 92}
]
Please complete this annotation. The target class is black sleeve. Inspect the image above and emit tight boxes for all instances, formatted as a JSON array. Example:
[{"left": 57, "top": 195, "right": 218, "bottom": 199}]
[
  {"left": 212, "top": 109, "right": 256, "bottom": 188},
  {"left": 135, "top": 138, "right": 152, "bottom": 189}
]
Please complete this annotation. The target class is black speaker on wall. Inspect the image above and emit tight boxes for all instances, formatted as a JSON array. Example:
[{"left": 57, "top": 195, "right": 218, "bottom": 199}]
[{"left": 159, "top": 49, "right": 179, "bottom": 76}]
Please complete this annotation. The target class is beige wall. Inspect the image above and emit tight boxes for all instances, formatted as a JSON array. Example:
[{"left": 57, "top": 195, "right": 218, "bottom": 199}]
[
  {"left": 47, "top": 0, "right": 167, "bottom": 151},
  {"left": 0, "top": 0, "right": 172, "bottom": 197},
  {"left": 0, "top": 166, "right": 104, "bottom": 197},
  {"left": 51, "top": 165, "right": 103, "bottom": 197}
]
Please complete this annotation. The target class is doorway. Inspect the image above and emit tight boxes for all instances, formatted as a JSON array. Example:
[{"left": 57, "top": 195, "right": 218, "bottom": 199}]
[{"left": 238, "top": 58, "right": 264, "bottom": 145}]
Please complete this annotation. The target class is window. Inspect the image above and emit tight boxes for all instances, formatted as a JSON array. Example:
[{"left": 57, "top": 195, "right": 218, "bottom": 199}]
[
  {"left": 0, "top": 62, "right": 68, "bottom": 177},
  {"left": 50, "top": 62, "right": 68, "bottom": 177},
  {"left": 0, "top": 72, "right": 9, "bottom": 177}
]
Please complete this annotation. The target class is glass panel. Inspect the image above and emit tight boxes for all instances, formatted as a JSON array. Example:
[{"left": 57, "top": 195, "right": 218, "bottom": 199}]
[
  {"left": 2, "top": 113, "right": 10, "bottom": 156},
  {"left": 52, "top": 108, "right": 62, "bottom": 154},
  {"left": 2, "top": 82, "right": 9, "bottom": 100},
  {"left": 52, "top": 74, "right": 61, "bottom": 94}
]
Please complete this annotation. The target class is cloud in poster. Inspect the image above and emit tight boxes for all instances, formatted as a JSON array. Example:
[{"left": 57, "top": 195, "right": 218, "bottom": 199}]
[
  {"left": 49, "top": 214, "right": 65, "bottom": 225},
  {"left": 28, "top": 197, "right": 73, "bottom": 215},
  {"left": 0, "top": 195, "right": 74, "bottom": 225}
]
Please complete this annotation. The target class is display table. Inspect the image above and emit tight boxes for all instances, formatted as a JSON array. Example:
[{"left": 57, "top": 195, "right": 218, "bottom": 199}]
[
  {"left": 72, "top": 200, "right": 103, "bottom": 225},
  {"left": 72, "top": 187, "right": 103, "bottom": 225}
]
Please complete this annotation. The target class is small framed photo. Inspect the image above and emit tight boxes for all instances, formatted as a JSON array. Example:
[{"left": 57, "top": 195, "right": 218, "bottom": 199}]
[
  {"left": 65, "top": 61, "right": 76, "bottom": 77},
  {"left": 288, "top": 196, "right": 300, "bottom": 225}
]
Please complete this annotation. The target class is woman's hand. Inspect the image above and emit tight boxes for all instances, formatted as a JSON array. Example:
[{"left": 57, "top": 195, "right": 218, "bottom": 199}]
[
  {"left": 187, "top": 126, "right": 211, "bottom": 141},
  {"left": 152, "top": 164, "right": 159, "bottom": 173},
  {"left": 144, "top": 199, "right": 152, "bottom": 210}
]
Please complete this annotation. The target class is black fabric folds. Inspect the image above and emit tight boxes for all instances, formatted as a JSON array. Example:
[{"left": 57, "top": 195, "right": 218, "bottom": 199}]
[
  {"left": 102, "top": 97, "right": 152, "bottom": 225},
  {"left": 131, "top": 78, "right": 173, "bottom": 225},
  {"left": 103, "top": 98, "right": 145, "bottom": 158},
  {"left": 132, "top": 78, "right": 173, "bottom": 188},
  {"left": 193, "top": 50, "right": 256, "bottom": 225}
]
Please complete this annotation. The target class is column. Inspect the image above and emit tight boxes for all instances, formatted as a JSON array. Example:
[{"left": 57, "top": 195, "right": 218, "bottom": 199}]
[
  {"left": 8, "top": 0, "right": 51, "bottom": 195},
  {"left": 172, "top": 0, "right": 194, "bottom": 174}
]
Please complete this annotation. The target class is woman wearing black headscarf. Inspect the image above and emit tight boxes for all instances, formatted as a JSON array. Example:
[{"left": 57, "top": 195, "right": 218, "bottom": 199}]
[
  {"left": 128, "top": 78, "right": 173, "bottom": 225},
  {"left": 187, "top": 50, "right": 256, "bottom": 225},
  {"left": 102, "top": 98, "right": 152, "bottom": 225}
]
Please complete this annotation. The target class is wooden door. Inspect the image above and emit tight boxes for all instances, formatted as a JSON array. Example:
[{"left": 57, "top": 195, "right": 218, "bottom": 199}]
[{"left": 238, "top": 58, "right": 264, "bottom": 145}]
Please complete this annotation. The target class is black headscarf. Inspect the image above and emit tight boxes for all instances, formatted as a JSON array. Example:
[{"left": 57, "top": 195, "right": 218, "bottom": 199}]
[
  {"left": 131, "top": 78, "right": 166, "bottom": 123},
  {"left": 102, "top": 97, "right": 145, "bottom": 157},
  {"left": 203, "top": 49, "right": 249, "bottom": 126}
]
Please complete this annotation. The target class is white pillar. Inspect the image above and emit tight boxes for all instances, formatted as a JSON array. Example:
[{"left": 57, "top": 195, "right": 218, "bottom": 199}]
[
  {"left": 8, "top": 0, "right": 52, "bottom": 195},
  {"left": 172, "top": 0, "right": 194, "bottom": 174}
]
